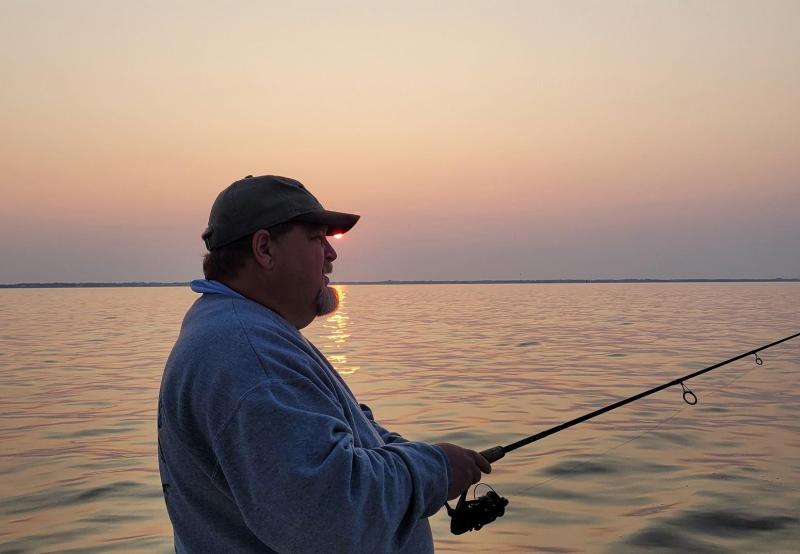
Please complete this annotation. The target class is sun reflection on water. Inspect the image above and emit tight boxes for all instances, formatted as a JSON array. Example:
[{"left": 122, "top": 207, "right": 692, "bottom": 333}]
[{"left": 323, "top": 285, "right": 360, "bottom": 375}]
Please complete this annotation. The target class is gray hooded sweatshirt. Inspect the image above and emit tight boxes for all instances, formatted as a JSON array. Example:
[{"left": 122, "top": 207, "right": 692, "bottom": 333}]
[{"left": 158, "top": 280, "right": 451, "bottom": 553}]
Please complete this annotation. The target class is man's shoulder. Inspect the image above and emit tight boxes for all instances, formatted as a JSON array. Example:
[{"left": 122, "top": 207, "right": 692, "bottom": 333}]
[
  {"left": 180, "top": 294, "right": 293, "bottom": 344},
  {"left": 171, "top": 294, "right": 324, "bottom": 383},
  {"left": 161, "top": 295, "right": 326, "bottom": 437}
]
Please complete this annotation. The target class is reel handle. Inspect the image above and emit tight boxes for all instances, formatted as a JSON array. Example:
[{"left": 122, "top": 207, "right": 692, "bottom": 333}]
[{"left": 480, "top": 445, "right": 506, "bottom": 463}]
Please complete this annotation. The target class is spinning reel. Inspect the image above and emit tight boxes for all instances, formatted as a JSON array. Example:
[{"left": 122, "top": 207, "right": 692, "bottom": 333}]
[{"left": 446, "top": 484, "right": 509, "bottom": 535}]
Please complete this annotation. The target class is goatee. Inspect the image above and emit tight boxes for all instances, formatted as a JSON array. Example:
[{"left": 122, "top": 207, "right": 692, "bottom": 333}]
[{"left": 316, "top": 285, "right": 339, "bottom": 316}]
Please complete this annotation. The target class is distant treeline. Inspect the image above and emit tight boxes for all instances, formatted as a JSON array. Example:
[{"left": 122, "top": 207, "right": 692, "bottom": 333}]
[
  {"left": 1, "top": 278, "right": 798, "bottom": 288},
  {"left": 0, "top": 282, "right": 189, "bottom": 288},
  {"left": 339, "top": 278, "right": 800, "bottom": 285}
]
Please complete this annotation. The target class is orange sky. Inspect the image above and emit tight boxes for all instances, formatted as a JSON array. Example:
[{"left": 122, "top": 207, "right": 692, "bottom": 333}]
[{"left": 1, "top": 1, "right": 798, "bottom": 282}]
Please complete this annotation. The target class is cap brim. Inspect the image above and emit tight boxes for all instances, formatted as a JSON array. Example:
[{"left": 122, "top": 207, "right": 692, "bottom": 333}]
[{"left": 293, "top": 210, "right": 360, "bottom": 235}]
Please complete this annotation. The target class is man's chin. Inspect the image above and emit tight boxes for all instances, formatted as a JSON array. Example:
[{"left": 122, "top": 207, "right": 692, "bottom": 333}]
[{"left": 315, "top": 285, "right": 339, "bottom": 316}]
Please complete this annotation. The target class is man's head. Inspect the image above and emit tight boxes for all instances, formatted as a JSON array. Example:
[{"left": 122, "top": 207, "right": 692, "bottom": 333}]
[{"left": 201, "top": 175, "right": 359, "bottom": 328}]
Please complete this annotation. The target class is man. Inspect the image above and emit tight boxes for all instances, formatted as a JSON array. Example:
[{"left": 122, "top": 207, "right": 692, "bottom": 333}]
[{"left": 158, "top": 175, "right": 491, "bottom": 553}]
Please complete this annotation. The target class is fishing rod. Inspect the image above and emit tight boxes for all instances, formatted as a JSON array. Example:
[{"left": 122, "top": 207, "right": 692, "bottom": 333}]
[{"left": 447, "top": 331, "right": 800, "bottom": 535}]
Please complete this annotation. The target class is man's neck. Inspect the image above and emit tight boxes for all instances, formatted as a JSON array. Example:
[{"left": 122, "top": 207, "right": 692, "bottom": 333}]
[{"left": 220, "top": 276, "right": 301, "bottom": 329}]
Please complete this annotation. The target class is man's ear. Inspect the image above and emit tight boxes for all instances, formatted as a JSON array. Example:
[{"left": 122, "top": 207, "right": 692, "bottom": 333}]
[{"left": 251, "top": 230, "right": 275, "bottom": 270}]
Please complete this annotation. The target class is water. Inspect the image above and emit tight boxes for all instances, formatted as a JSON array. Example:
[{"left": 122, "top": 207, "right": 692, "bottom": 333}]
[{"left": 1, "top": 283, "right": 798, "bottom": 553}]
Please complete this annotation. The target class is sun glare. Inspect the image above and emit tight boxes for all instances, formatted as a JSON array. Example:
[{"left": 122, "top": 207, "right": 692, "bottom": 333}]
[{"left": 332, "top": 233, "right": 343, "bottom": 239}]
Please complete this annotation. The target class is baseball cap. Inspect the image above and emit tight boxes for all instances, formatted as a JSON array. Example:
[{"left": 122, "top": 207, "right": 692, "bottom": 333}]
[{"left": 202, "top": 175, "right": 360, "bottom": 251}]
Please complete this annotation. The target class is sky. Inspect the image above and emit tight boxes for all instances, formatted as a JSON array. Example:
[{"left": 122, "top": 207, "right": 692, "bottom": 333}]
[{"left": 1, "top": 0, "right": 798, "bottom": 283}]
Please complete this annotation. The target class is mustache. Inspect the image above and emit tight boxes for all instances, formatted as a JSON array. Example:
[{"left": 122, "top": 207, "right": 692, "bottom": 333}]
[{"left": 323, "top": 262, "right": 333, "bottom": 274}]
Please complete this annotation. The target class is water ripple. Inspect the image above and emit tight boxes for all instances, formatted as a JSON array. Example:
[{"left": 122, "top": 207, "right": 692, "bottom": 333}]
[{"left": 1, "top": 283, "right": 799, "bottom": 552}]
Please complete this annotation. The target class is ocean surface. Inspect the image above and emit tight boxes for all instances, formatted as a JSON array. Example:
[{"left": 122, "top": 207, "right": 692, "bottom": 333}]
[{"left": 1, "top": 283, "right": 798, "bottom": 553}]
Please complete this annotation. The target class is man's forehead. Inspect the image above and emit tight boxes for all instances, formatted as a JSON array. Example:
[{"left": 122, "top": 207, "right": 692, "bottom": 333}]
[{"left": 296, "top": 222, "right": 327, "bottom": 234}]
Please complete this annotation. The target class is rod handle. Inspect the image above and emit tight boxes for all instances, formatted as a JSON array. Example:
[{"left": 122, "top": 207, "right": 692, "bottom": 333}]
[{"left": 480, "top": 446, "right": 506, "bottom": 463}]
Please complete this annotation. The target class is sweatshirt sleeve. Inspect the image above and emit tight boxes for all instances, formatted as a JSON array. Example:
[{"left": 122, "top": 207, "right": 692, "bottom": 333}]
[
  {"left": 359, "top": 403, "right": 408, "bottom": 445},
  {"left": 211, "top": 377, "right": 450, "bottom": 554}
]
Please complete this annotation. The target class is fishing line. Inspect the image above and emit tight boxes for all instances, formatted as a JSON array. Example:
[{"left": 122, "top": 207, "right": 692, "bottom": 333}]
[
  {"left": 479, "top": 332, "right": 800, "bottom": 463},
  {"left": 515, "top": 351, "right": 766, "bottom": 497},
  {"left": 447, "top": 331, "right": 800, "bottom": 534}
]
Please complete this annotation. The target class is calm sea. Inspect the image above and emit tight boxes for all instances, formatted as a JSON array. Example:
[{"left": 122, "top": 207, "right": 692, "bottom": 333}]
[{"left": 1, "top": 283, "right": 798, "bottom": 553}]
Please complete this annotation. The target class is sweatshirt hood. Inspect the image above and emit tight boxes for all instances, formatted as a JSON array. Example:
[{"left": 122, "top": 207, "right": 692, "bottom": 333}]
[{"left": 189, "top": 279, "right": 246, "bottom": 299}]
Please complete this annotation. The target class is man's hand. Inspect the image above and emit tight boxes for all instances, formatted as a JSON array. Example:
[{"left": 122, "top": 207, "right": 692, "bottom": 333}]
[{"left": 435, "top": 443, "right": 492, "bottom": 500}]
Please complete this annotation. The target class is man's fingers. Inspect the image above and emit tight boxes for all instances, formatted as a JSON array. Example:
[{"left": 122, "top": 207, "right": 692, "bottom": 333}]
[
  {"left": 474, "top": 452, "right": 492, "bottom": 474},
  {"left": 471, "top": 466, "right": 482, "bottom": 484},
  {"left": 438, "top": 443, "right": 494, "bottom": 498}
]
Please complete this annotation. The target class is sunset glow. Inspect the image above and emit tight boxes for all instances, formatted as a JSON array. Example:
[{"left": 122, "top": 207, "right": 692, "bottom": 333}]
[{"left": 1, "top": 1, "right": 797, "bottom": 283}]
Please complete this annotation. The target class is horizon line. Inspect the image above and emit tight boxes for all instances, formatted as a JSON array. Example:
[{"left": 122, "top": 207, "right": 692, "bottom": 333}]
[{"left": 1, "top": 278, "right": 799, "bottom": 289}]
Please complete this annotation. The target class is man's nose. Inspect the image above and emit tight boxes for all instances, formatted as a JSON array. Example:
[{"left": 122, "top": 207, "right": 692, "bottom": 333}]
[{"left": 324, "top": 238, "right": 337, "bottom": 262}]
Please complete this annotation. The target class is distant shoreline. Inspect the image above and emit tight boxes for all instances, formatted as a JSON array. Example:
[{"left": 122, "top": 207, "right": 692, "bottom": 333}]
[{"left": 1, "top": 278, "right": 798, "bottom": 289}]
